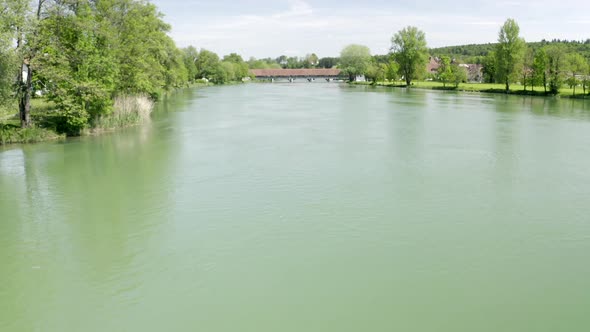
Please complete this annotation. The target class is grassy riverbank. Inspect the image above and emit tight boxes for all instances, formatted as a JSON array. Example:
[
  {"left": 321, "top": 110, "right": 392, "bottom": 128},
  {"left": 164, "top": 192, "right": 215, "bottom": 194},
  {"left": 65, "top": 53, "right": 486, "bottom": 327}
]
[
  {"left": 0, "top": 96, "right": 154, "bottom": 145},
  {"left": 353, "top": 81, "right": 589, "bottom": 98},
  {"left": 1, "top": 100, "right": 64, "bottom": 145},
  {"left": 0, "top": 83, "right": 223, "bottom": 146}
]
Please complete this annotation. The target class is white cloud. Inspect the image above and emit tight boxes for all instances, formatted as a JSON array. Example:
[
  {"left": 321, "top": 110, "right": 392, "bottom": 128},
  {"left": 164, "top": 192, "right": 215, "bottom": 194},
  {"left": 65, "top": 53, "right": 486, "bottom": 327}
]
[{"left": 160, "top": 0, "right": 590, "bottom": 58}]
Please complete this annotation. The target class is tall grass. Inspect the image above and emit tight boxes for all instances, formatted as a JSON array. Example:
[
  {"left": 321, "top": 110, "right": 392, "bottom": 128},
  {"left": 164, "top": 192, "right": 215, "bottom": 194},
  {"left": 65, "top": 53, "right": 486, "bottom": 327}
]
[{"left": 91, "top": 95, "right": 154, "bottom": 132}]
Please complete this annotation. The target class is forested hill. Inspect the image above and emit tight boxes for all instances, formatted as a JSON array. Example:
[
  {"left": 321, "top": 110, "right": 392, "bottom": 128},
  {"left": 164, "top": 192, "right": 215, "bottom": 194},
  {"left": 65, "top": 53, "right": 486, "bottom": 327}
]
[{"left": 431, "top": 40, "right": 590, "bottom": 63}]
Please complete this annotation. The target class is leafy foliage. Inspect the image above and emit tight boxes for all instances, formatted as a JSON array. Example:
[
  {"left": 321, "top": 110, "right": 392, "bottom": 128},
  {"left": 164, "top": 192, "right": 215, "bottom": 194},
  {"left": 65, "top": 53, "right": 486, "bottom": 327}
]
[
  {"left": 495, "top": 19, "right": 526, "bottom": 92},
  {"left": 391, "top": 26, "right": 429, "bottom": 85},
  {"left": 339, "top": 44, "right": 372, "bottom": 81}
]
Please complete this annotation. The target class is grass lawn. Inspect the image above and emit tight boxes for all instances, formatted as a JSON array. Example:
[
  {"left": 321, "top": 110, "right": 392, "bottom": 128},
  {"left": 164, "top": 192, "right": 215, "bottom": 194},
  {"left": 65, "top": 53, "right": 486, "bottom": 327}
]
[{"left": 363, "top": 81, "right": 589, "bottom": 98}]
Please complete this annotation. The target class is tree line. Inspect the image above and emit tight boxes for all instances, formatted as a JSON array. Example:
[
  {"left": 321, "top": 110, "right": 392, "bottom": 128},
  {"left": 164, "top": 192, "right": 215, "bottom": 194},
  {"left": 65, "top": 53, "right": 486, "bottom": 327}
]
[
  {"left": 337, "top": 19, "right": 590, "bottom": 96},
  {"left": 482, "top": 21, "right": 590, "bottom": 95},
  {"left": 1, "top": 0, "right": 192, "bottom": 133}
]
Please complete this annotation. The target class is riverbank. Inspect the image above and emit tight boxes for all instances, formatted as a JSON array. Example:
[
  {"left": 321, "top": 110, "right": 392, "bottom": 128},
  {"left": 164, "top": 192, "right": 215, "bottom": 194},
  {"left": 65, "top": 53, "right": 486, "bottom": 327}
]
[
  {"left": 0, "top": 96, "right": 153, "bottom": 146},
  {"left": 352, "top": 81, "right": 590, "bottom": 99},
  {"left": 0, "top": 83, "right": 221, "bottom": 146}
]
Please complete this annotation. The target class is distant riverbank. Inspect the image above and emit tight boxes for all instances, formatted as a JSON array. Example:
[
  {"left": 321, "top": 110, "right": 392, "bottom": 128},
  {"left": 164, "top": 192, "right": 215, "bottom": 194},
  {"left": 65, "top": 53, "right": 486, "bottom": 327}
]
[{"left": 352, "top": 81, "right": 589, "bottom": 99}]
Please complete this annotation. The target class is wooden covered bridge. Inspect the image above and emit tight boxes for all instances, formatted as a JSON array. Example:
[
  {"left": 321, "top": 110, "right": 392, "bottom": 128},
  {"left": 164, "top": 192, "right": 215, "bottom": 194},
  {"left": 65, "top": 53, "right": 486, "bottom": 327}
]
[{"left": 250, "top": 68, "right": 342, "bottom": 82}]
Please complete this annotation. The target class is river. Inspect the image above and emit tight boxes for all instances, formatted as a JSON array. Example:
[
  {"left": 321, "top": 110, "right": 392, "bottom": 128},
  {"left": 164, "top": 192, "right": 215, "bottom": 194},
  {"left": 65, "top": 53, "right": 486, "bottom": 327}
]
[{"left": 1, "top": 84, "right": 590, "bottom": 331}]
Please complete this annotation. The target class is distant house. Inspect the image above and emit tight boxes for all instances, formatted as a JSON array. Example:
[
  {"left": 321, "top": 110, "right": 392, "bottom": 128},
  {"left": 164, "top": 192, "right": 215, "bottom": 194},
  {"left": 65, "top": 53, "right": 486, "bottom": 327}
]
[
  {"left": 426, "top": 57, "right": 441, "bottom": 75},
  {"left": 354, "top": 75, "right": 366, "bottom": 82},
  {"left": 460, "top": 64, "right": 483, "bottom": 83},
  {"left": 426, "top": 57, "right": 483, "bottom": 83}
]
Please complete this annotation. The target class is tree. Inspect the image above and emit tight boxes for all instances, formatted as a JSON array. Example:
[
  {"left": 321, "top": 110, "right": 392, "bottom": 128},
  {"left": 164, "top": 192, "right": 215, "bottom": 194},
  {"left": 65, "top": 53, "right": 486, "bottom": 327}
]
[
  {"left": 223, "top": 53, "right": 244, "bottom": 63},
  {"left": 545, "top": 44, "right": 567, "bottom": 94},
  {"left": 365, "top": 61, "right": 388, "bottom": 83},
  {"left": 583, "top": 60, "right": 590, "bottom": 95},
  {"left": 33, "top": 0, "right": 122, "bottom": 133},
  {"left": 286, "top": 56, "right": 301, "bottom": 69},
  {"left": 437, "top": 56, "right": 453, "bottom": 87},
  {"left": 182, "top": 46, "right": 199, "bottom": 82},
  {"left": 222, "top": 53, "right": 249, "bottom": 79},
  {"left": 451, "top": 64, "right": 467, "bottom": 88},
  {"left": 482, "top": 51, "right": 497, "bottom": 83},
  {"left": 532, "top": 48, "right": 549, "bottom": 93},
  {"left": 385, "top": 60, "right": 399, "bottom": 82},
  {"left": 276, "top": 55, "right": 288, "bottom": 68},
  {"left": 565, "top": 53, "right": 586, "bottom": 96},
  {"left": 318, "top": 57, "right": 338, "bottom": 69},
  {"left": 339, "top": 44, "right": 371, "bottom": 81},
  {"left": 391, "top": 26, "right": 428, "bottom": 86},
  {"left": 195, "top": 49, "right": 220, "bottom": 80},
  {"left": 8, "top": 0, "right": 43, "bottom": 127},
  {"left": 495, "top": 18, "right": 525, "bottom": 93},
  {"left": 305, "top": 53, "right": 319, "bottom": 67},
  {"left": 521, "top": 47, "right": 534, "bottom": 91}
]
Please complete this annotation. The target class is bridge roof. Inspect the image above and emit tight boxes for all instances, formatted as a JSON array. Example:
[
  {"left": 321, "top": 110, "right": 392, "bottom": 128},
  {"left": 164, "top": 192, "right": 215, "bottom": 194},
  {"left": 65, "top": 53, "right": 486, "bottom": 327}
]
[{"left": 250, "top": 68, "right": 341, "bottom": 77}]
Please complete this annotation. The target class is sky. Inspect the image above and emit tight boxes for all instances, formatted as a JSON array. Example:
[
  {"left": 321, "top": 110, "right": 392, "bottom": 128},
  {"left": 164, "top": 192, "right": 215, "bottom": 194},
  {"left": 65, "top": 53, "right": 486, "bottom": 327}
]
[{"left": 150, "top": 0, "right": 590, "bottom": 59}]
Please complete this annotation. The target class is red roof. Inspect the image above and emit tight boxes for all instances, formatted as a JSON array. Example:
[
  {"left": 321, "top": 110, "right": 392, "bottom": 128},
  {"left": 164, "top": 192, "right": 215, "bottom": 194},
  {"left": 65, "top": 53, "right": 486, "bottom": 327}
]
[{"left": 250, "top": 68, "right": 341, "bottom": 77}]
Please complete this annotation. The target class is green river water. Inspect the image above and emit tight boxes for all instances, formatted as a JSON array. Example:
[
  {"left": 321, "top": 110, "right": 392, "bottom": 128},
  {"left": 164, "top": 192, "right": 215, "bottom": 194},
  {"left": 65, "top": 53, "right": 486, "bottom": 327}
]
[{"left": 1, "top": 84, "right": 590, "bottom": 331}]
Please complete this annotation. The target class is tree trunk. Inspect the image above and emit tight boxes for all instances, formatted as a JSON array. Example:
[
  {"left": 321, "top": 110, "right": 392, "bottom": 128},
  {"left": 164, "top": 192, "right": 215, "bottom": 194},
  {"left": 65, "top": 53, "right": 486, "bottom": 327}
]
[
  {"left": 505, "top": 78, "right": 510, "bottom": 94},
  {"left": 543, "top": 74, "right": 547, "bottom": 93},
  {"left": 19, "top": 64, "right": 32, "bottom": 128},
  {"left": 573, "top": 84, "right": 576, "bottom": 96}
]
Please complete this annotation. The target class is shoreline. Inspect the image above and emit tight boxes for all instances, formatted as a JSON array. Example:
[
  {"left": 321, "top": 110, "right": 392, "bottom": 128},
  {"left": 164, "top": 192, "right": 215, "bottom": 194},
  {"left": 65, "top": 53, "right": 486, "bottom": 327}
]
[
  {"left": 0, "top": 83, "right": 219, "bottom": 146},
  {"left": 2, "top": 81, "right": 588, "bottom": 146},
  {"left": 350, "top": 81, "right": 590, "bottom": 100}
]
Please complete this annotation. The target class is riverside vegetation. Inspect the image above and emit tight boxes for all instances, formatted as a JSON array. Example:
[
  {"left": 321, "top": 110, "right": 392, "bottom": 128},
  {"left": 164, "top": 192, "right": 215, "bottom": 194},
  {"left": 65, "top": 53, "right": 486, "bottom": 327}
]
[
  {"left": 1, "top": 2, "right": 588, "bottom": 145},
  {"left": 0, "top": 0, "right": 253, "bottom": 144}
]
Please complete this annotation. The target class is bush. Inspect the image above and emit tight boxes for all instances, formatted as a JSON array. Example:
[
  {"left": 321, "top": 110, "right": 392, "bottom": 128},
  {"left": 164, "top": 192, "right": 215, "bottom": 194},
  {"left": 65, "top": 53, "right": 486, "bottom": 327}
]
[{"left": 53, "top": 100, "right": 90, "bottom": 136}]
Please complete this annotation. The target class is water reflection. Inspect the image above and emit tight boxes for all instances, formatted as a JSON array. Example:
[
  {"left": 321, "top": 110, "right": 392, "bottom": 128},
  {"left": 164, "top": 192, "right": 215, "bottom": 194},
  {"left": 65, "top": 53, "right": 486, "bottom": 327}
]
[
  {"left": 0, "top": 109, "right": 181, "bottom": 331},
  {"left": 1, "top": 84, "right": 590, "bottom": 331}
]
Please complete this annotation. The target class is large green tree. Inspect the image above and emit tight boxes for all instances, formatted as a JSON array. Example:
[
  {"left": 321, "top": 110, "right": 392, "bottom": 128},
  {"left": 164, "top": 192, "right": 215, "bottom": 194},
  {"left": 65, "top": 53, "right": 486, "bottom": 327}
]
[
  {"left": 182, "top": 46, "right": 199, "bottom": 83},
  {"left": 495, "top": 18, "right": 526, "bottom": 93},
  {"left": 437, "top": 56, "right": 453, "bottom": 87},
  {"left": 482, "top": 51, "right": 497, "bottom": 83},
  {"left": 33, "top": 1, "right": 122, "bottom": 133},
  {"left": 195, "top": 49, "right": 220, "bottom": 80},
  {"left": 223, "top": 53, "right": 249, "bottom": 79},
  {"left": 339, "top": 44, "right": 372, "bottom": 81},
  {"left": 544, "top": 44, "right": 567, "bottom": 94},
  {"left": 391, "top": 26, "right": 428, "bottom": 86}
]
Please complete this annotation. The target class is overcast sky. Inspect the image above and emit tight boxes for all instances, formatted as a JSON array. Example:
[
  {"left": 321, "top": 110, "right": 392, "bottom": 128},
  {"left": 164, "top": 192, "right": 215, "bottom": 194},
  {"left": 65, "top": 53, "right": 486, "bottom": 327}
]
[{"left": 150, "top": 0, "right": 590, "bottom": 59}]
